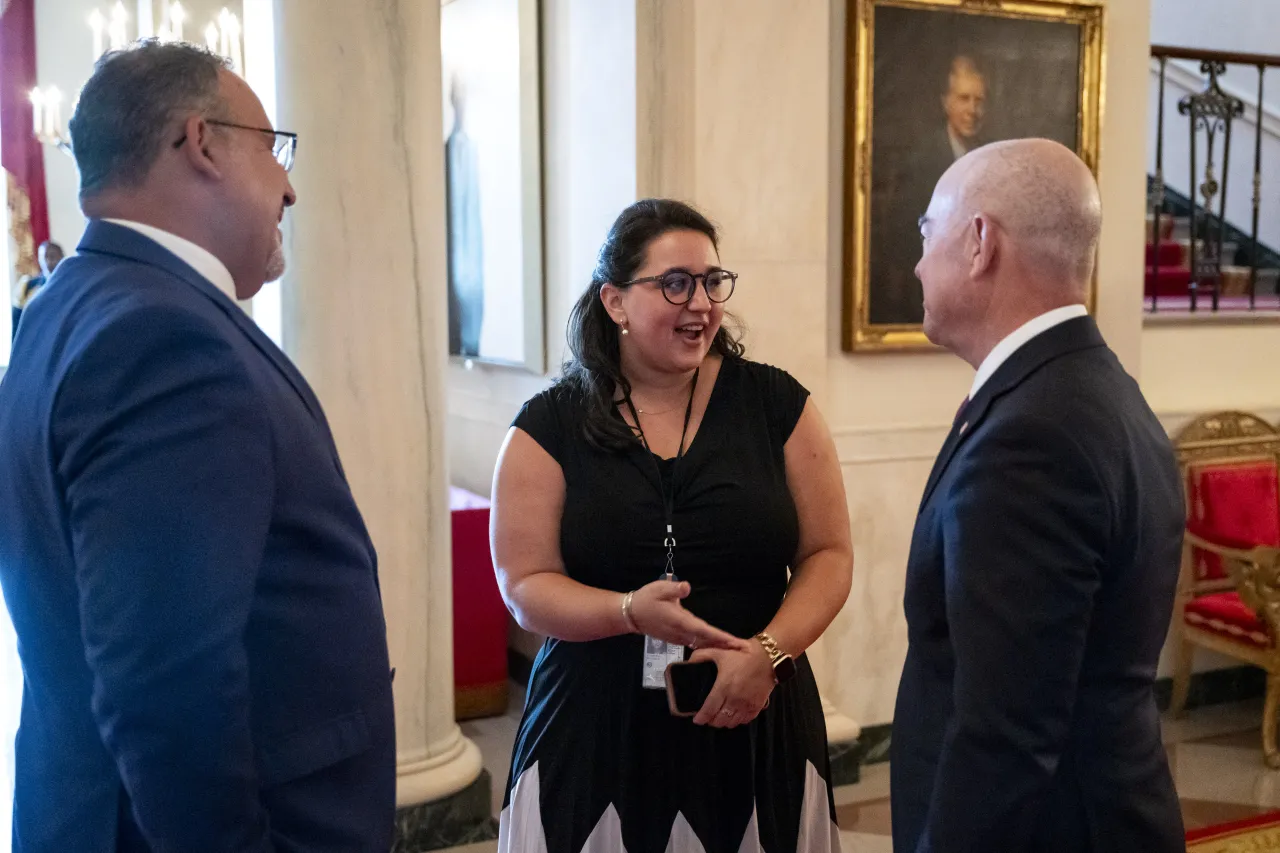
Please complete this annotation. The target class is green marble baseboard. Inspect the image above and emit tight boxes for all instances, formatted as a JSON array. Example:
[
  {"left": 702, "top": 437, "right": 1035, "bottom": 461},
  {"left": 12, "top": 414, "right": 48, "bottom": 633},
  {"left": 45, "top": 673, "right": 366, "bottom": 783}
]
[
  {"left": 1154, "top": 664, "right": 1265, "bottom": 712},
  {"left": 392, "top": 769, "right": 499, "bottom": 852},
  {"left": 853, "top": 723, "right": 893, "bottom": 767},
  {"left": 832, "top": 664, "right": 1266, "bottom": 784},
  {"left": 508, "top": 648, "right": 534, "bottom": 688},
  {"left": 828, "top": 738, "right": 863, "bottom": 787}
]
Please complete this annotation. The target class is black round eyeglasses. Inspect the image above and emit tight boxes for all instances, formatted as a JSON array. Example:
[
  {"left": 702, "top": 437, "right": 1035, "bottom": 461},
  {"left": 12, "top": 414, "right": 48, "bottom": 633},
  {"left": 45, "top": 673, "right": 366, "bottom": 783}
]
[{"left": 617, "top": 269, "right": 738, "bottom": 306}]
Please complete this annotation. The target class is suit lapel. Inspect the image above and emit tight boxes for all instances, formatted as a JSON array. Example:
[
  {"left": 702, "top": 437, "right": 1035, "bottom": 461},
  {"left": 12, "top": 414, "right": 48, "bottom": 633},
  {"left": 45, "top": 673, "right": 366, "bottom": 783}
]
[
  {"left": 918, "top": 393, "right": 994, "bottom": 513},
  {"left": 77, "top": 220, "right": 324, "bottom": 423},
  {"left": 917, "top": 316, "right": 1108, "bottom": 512},
  {"left": 210, "top": 297, "right": 327, "bottom": 424}
]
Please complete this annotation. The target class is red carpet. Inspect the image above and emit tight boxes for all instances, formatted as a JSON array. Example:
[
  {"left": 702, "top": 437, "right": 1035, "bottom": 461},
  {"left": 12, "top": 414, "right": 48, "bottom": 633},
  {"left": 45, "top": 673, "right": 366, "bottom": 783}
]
[
  {"left": 1187, "top": 810, "right": 1280, "bottom": 851},
  {"left": 1149, "top": 294, "right": 1280, "bottom": 312}
]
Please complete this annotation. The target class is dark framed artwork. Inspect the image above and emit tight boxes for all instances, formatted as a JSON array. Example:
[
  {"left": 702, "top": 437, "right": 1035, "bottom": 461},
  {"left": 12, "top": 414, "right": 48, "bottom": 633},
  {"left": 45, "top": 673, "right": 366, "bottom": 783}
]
[
  {"left": 842, "top": 0, "right": 1103, "bottom": 352},
  {"left": 441, "top": 0, "right": 544, "bottom": 370}
]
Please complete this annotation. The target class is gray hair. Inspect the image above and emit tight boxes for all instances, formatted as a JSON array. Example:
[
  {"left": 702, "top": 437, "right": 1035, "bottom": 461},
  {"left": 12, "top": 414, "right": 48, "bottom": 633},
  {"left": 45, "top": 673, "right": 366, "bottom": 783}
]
[{"left": 70, "top": 39, "right": 230, "bottom": 197}]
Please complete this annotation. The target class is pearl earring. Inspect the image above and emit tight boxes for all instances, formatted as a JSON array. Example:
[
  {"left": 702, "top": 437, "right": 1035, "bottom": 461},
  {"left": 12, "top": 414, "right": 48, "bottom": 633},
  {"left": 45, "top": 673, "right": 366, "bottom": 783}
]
[{"left": 620, "top": 326, "right": 629, "bottom": 336}]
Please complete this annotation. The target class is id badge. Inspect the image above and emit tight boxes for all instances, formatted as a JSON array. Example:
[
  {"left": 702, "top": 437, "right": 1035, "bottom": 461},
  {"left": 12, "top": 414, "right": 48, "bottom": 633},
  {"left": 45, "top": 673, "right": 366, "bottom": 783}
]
[{"left": 642, "top": 634, "right": 686, "bottom": 690}]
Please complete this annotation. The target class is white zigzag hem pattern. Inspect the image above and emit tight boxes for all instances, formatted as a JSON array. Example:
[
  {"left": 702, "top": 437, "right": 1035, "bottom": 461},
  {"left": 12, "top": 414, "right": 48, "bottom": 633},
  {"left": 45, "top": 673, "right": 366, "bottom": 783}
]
[{"left": 496, "top": 759, "right": 842, "bottom": 853}]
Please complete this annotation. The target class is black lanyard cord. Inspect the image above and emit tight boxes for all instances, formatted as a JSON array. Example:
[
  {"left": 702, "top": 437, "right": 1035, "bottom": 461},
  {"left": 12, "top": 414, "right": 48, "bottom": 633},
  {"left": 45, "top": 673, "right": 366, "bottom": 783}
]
[{"left": 621, "top": 368, "right": 700, "bottom": 577}]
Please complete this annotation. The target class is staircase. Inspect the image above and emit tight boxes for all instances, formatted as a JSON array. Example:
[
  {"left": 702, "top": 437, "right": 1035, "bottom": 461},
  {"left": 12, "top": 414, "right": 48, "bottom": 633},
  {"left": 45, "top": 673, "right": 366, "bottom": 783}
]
[
  {"left": 1145, "top": 183, "right": 1280, "bottom": 308},
  {"left": 1147, "top": 45, "right": 1280, "bottom": 312}
]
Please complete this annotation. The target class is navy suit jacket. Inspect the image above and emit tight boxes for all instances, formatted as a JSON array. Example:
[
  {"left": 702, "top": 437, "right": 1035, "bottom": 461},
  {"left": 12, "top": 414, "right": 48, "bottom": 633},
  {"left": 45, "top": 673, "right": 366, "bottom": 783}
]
[
  {"left": 0, "top": 221, "right": 395, "bottom": 852},
  {"left": 890, "top": 317, "right": 1185, "bottom": 852}
]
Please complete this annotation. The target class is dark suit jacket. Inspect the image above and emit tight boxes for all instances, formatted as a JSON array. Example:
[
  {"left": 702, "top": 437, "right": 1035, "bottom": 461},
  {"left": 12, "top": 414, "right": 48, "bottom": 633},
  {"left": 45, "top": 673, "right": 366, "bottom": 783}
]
[
  {"left": 890, "top": 317, "right": 1185, "bottom": 853},
  {"left": 0, "top": 221, "right": 396, "bottom": 852}
]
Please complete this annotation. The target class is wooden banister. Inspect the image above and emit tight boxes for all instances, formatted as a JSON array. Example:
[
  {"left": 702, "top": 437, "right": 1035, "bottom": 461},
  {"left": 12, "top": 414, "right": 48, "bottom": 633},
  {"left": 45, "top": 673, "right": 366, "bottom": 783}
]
[{"left": 1151, "top": 44, "right": 1280, "bottom": 68}]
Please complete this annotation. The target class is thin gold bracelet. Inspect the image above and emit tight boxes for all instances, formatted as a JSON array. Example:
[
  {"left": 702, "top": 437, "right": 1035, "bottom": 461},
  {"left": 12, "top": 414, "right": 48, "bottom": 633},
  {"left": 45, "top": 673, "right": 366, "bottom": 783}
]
[{"left": 621, "top": 590, "right": 639, "bottom": 633}]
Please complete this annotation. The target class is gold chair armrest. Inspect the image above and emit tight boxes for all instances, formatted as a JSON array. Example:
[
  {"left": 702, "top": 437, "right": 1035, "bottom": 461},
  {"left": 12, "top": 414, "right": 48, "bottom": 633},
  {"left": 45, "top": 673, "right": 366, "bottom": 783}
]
[
  {"left": 1182, "top": 533, "right": 1280, "bottom": 637},
  {"left": 1189, "top": 578, "right": 1242, "bottom": 597},
  {"left": 1182, "top": 532, "right": 1258, "bottom": 597},
  {"left": 1185, "top": 530, "right": 1259, "bottom": 560}
]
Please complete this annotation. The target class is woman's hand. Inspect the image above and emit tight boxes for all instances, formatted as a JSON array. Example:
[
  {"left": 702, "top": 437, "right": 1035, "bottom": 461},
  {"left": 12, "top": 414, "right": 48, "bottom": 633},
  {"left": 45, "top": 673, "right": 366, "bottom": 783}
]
[
  {"left": 628, "top": 580, "right": 744, "bottom": 651},
  {"left": 689, "top": 640, "right": 776, "bottom": 728}
]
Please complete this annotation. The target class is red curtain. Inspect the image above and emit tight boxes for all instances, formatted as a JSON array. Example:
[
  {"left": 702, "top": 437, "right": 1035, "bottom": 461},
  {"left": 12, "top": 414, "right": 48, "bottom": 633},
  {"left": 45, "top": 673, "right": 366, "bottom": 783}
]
[{"left": 1, "top": 0, "right": 50, "bottom": 279}]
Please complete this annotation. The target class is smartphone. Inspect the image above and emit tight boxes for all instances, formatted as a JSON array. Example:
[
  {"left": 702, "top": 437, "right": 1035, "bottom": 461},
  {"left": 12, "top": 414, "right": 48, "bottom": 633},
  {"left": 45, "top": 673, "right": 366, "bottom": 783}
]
[{"left": 664, "top": 659, "right": 718, "bottom": 717}]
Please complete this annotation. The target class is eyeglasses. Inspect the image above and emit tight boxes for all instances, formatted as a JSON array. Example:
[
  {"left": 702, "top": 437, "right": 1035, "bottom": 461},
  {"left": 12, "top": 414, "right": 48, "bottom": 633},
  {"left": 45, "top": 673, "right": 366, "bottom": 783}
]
[
  {"left": 618, "top": 269, "right": 738, "bottom": 306},
  {"left": 174, "top": 120, "right": 298, "bottom": 172}
]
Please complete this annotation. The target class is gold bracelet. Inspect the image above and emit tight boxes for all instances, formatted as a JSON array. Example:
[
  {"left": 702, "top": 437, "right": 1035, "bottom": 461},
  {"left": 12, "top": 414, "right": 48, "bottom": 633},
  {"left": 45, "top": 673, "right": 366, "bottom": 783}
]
[{"left": 621, "top": 591, "right": 639, "bottom": 634}]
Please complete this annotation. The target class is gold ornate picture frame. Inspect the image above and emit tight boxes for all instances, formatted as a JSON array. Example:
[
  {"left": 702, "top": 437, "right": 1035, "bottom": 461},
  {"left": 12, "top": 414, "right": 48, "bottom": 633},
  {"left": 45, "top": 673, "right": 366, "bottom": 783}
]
[{"left": 841, "top": 0, "right": 1104, "bottom": 352}]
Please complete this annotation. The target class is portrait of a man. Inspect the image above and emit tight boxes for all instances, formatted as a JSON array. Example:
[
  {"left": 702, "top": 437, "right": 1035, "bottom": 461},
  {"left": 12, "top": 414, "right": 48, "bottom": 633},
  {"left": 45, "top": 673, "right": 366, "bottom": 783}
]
[
  {"left": 870, "top": 53, "right": 995, "bottom": 326},
  {"left": 847, "top": 0, "right": 1102, "bottom": 348}
]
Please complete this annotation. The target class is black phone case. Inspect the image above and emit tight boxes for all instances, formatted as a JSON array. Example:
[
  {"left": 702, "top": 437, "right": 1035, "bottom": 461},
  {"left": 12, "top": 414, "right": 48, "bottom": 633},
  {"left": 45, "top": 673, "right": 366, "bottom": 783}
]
[{"left": 664, "top": 660, "right": 718, "bottom": 717}]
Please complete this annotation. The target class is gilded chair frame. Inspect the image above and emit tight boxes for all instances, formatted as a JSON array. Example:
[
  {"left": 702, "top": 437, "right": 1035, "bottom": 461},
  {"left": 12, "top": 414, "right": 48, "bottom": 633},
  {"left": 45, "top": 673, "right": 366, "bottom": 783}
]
[{"left": 1172, "top": 411, "right": 1280, "bottom": 767}]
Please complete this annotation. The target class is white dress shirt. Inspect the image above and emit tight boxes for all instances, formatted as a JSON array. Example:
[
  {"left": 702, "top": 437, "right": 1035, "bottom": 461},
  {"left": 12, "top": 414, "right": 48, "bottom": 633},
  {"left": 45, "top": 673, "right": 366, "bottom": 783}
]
[
  {"left": 968, "top": 304, "right": 1088, "bottom": 399},
  {"left": 104, "top": 219, "right": 238, "bottom": 302},
  {"left": 947, "top": 126, "right": 969, "bottom": 161}
]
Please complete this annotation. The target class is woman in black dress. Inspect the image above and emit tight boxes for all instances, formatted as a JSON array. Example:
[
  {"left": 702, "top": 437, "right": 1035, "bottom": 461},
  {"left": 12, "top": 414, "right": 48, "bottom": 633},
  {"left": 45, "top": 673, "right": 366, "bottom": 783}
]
[{"left": 491, "top": 199, "right": 853, "bottom": 853}]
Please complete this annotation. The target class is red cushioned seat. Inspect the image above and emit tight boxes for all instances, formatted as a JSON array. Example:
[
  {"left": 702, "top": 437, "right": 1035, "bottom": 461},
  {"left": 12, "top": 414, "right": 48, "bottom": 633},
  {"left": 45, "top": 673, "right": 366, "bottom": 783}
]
[
  {"left": 1185, "top": 591, "right": 1272, "bottom": 648},
  {"left": 450, "top": 486, "right": 509, "bottom": 720},
  {"left": 1186, "top": 459, "right": 1280, "bottom": 581}
]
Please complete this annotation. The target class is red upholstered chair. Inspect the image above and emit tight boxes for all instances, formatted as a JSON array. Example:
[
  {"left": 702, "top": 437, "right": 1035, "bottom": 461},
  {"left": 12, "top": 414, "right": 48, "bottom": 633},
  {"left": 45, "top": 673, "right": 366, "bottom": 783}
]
[
  {"left": 450, "top": 487, "right": 509, "bottom": 721},
  {"left": 1172, "top": 412, "right": 1280, "bottom": 766}
]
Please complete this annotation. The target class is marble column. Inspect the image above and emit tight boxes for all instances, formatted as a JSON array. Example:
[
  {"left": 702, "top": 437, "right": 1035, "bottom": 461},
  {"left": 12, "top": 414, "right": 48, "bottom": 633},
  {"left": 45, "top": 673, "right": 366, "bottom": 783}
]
[{"left": 271, "top": 1, "right": 491, "bottom": 848}]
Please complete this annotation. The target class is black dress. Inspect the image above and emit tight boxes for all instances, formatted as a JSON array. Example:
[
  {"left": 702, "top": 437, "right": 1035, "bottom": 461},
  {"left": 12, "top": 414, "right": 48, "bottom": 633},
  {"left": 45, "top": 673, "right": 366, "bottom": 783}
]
[{"left": 498, "top": 358, "right": 841, "bottom": 853}]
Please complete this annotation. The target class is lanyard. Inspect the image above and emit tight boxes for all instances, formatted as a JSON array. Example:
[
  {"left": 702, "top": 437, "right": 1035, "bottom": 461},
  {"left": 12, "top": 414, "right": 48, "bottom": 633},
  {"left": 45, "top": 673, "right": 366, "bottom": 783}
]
[{"left": 622, "top": 368, "right": 699, "bottom": 579}]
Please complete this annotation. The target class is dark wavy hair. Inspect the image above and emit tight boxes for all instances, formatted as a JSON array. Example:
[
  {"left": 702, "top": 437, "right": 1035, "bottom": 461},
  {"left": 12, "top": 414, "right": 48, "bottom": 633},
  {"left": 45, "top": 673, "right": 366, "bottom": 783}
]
[{"left": 562, "top": 198, "right": 746, "bottom": 452}]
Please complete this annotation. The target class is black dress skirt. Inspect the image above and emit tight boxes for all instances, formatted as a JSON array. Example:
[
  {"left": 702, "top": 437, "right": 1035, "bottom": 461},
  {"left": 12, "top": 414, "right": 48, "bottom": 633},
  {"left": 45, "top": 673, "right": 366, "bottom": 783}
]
[{"left": 498, "top": 358, "right": 841, "bottom": 853}]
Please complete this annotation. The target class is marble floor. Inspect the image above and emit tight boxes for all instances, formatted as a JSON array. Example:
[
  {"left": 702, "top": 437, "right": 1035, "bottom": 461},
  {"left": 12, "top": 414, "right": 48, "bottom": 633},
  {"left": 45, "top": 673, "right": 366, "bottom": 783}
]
[{"left": 453, "top": 688, "right": 1280, "bottom": 851}]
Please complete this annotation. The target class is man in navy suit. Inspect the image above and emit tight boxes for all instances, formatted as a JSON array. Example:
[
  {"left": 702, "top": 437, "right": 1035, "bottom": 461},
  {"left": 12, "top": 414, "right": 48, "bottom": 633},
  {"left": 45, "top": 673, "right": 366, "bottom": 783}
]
[
  {"left": 0, "top": 42, "right": 395, "bottom": 851},
  {"left": 890, "top": 139, "right": 1185, "bottom": 852}
]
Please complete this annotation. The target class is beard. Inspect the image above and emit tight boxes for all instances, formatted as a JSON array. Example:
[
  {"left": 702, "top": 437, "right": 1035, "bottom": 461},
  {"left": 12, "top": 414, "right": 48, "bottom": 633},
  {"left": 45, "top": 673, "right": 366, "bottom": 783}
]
[{"left": 264, "top": 230, "right": 287, "bottom": 283}]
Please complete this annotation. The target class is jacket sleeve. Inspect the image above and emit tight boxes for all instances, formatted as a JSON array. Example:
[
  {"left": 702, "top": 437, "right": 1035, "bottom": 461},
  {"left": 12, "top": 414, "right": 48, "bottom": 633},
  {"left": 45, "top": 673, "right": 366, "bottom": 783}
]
[
  {"left": 54, "top": 302, "right": 277, "bottom": 852},
  {"left": 917, "top": 415, "right": 1111, "bottom": 852}
]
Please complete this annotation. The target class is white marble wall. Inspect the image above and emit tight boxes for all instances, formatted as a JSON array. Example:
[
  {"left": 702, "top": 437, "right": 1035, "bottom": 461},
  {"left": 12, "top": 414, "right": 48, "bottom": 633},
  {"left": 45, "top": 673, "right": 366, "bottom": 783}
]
[
  {"left": 273, "top": 0, "right": 480, "bottom": 806},
  {"left": 1144, "top": 324, "right": 1280, "bottom": 416}
]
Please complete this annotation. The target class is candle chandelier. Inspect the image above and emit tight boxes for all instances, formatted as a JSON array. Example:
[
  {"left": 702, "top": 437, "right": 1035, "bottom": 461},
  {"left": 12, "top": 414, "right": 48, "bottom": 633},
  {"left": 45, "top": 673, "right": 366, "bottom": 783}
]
[{"left": 31, "top": 2, "right": 247, "bottom": 155}]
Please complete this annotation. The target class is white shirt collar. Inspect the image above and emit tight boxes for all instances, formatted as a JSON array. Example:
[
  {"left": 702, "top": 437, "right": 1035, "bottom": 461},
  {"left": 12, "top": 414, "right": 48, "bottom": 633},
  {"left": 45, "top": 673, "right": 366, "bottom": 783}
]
[
  {"left": 947, "top": 126, "right": 969, "bottom": 161},
  {"left": 104, "top": 219, "right": 238, "bottom": 303},
  {"left": 968, "top": 304, "right": 1088, "bottom": 399}
]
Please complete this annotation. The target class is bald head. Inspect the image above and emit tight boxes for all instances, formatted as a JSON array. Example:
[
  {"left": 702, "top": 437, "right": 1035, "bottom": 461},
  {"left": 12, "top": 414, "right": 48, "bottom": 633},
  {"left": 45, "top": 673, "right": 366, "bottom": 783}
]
[
  {"left": 943, "top": 138, "right": 1101, "bottom": 294},
  {"left": 916, "top": 139, "right": 1100, "bottom": 363}
]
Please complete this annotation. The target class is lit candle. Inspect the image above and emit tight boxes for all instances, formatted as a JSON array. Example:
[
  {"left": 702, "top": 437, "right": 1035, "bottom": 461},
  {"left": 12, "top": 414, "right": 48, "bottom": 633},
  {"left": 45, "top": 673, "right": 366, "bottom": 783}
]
[
  {"left": 226, "top": 13, "right": 242, "bottom": 75},
  {"left": 137, "top": 0, "right": 154, "bottom": 39},
  {"left": 29, "top": 88, "right": 43, "bottom": 137},
  {"left": 204, "top": 22, "right": 219, "bottom": 54},
  {"left": 45, "top": 88, "right": 63, "bottom": 140},
  {"left": 89, "top": 9, "right": 106, "bottom": 60},
  {"left": 168, "top": 1, "right": 186, "bottom": 42},
  {"left": 109, "top": 2, "right": 128, "bottom": 50},
  {"left": 218, "top": 9, "right": 231, "bottom": 58}
]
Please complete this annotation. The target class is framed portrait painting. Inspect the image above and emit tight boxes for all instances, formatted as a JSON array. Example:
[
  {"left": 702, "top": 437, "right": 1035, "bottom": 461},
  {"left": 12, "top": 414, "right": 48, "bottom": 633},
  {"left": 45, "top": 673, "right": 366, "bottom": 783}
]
[
  {"left": 841, "top": 0, "right": 1103, "bottom": 352},
  {"left": 441, "top": 0, "right": 545, "bottom": 371}
]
